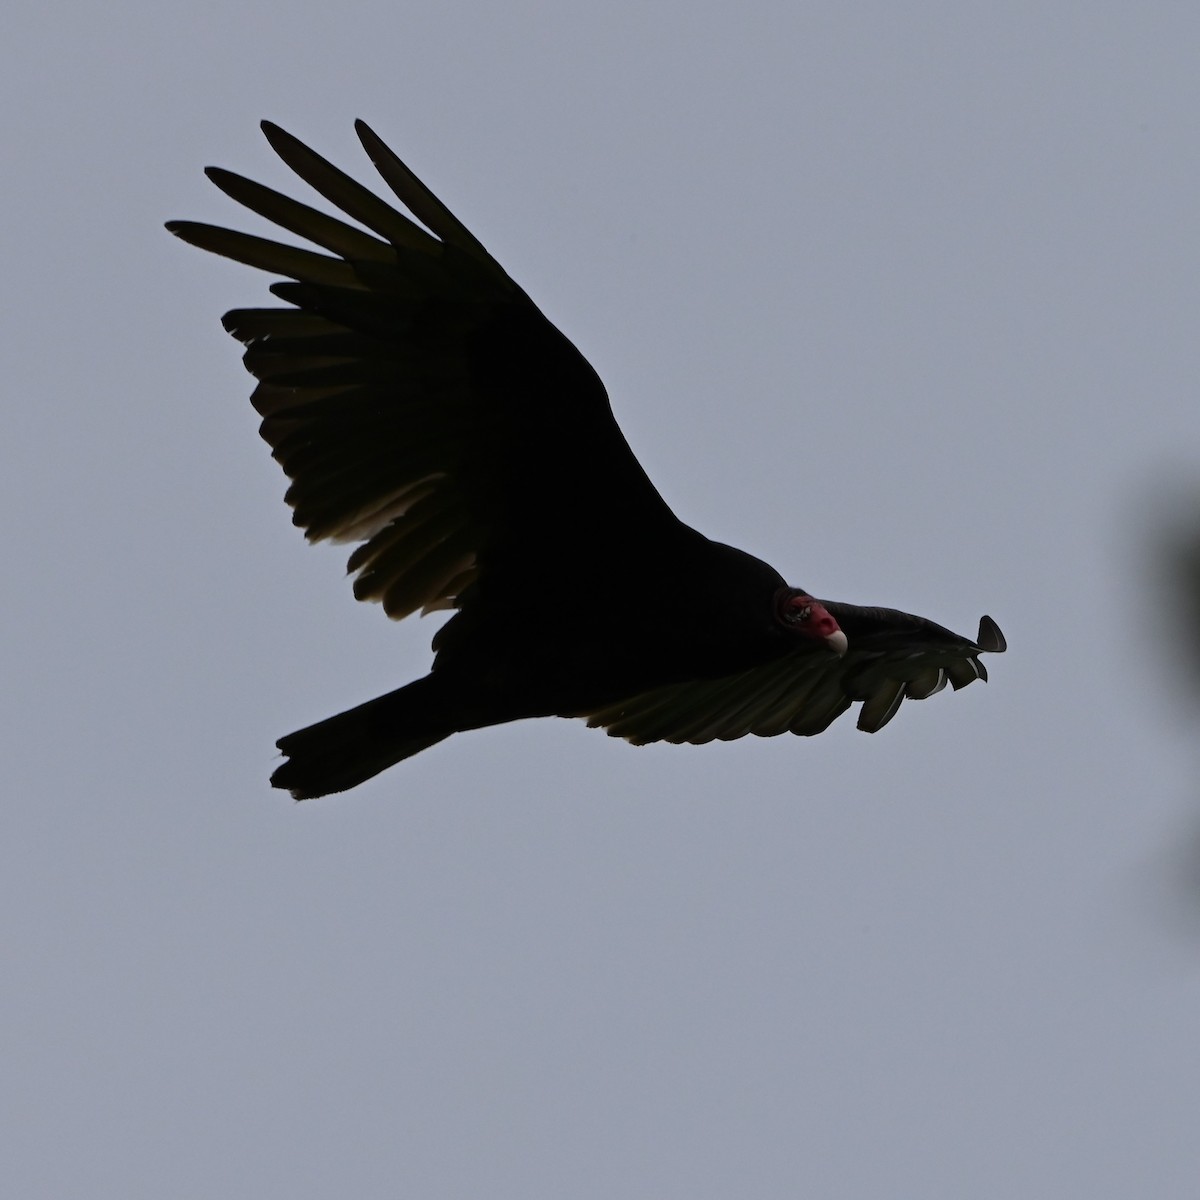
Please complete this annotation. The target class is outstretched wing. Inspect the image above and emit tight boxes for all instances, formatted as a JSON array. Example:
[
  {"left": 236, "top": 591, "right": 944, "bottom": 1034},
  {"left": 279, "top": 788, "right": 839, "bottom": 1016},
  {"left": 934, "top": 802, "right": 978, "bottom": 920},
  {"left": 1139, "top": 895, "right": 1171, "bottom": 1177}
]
[
  {"left": 168, "top": 121, "right": 683, "bottom": 621},
  {"left": 584, "top": 612, "right": 1006, "bottom": 743}
]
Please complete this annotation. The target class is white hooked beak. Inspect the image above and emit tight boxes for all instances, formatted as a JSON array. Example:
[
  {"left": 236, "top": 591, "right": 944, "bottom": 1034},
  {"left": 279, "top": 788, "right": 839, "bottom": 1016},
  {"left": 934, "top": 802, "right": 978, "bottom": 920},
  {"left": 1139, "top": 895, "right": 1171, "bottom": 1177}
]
[{"left": 825, "top": 629, "right": 849, "bottom": 657}]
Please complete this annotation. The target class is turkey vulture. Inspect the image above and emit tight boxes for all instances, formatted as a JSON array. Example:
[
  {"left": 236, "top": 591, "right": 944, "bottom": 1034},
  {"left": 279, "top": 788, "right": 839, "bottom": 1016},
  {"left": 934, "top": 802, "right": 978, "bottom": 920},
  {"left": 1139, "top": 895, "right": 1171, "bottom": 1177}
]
[{"left": 168, "top": 121, "right": 1005, "bottom": 799}]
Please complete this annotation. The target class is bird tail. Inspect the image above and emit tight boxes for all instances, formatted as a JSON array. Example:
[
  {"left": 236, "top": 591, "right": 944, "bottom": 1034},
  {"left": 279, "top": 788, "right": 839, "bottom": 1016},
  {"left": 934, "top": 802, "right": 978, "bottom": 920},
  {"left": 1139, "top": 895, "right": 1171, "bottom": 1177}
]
[{"left": 270, "top": 675, "right": 453, "bottom": 800}]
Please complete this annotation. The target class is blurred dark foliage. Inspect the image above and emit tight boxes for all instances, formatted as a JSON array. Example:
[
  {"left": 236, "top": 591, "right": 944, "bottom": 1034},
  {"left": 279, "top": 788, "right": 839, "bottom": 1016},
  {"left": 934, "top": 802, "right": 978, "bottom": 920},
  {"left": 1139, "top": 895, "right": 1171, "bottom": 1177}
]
[
  {"left": 1141, "top": 481, "right": 1200, "bottom": 940},
  {"left": 1149, "top": 485, "right": 1200, "bottom": 705}
]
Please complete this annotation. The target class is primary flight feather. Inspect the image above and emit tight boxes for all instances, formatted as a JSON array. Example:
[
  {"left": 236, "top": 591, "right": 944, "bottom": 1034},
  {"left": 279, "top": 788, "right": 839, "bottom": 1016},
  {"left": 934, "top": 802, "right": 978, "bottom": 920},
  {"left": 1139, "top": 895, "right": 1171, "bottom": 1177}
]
[{"left": 168, "top": 121, "right": 1005, "bottom": 799}]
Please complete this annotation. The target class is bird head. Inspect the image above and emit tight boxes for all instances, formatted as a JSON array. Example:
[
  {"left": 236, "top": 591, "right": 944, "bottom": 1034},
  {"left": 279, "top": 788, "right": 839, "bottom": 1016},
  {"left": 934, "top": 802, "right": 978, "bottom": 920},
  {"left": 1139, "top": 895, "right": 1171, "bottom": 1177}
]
[{"left": 775, "top": 590, "right": 848, "bottom": 656}]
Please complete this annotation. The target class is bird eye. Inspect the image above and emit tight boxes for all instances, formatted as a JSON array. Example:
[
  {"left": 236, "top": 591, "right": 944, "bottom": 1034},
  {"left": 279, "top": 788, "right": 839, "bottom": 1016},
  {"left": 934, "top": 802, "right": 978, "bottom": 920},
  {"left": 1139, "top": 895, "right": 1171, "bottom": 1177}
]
[{"left": 794, "top": 604, "right": 811, "bottom": 622}]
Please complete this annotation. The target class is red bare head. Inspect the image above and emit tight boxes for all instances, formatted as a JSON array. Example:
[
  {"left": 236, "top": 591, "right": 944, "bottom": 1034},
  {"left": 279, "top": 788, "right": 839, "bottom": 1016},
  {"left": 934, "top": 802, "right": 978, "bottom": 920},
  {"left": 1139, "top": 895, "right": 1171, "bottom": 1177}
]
[{"left": 775, "top": 590, "right": 848, "bottom": 656}]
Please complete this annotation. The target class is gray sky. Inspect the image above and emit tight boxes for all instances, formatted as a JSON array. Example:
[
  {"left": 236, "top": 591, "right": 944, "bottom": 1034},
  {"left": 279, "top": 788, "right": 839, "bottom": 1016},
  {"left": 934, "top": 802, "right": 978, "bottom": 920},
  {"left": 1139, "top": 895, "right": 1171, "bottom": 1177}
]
[{"left": 6, "top": 3, "right": 1200, "bottom": 1196}]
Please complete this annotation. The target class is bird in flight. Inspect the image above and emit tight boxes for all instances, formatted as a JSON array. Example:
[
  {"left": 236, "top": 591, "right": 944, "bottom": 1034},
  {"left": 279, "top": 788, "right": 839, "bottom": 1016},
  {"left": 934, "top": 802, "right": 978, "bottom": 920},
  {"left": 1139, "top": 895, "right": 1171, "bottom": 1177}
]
[{"left": 168, "top": 122, "right": 1005, "bottom": 799}]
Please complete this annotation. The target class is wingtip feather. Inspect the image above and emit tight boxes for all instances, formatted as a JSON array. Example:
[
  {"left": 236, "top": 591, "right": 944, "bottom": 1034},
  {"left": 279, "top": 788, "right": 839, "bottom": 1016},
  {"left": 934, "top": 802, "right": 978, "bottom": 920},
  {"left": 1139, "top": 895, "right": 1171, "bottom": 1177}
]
[{"left": 976, "top": 615, "right": 1007, "bottom": 653}]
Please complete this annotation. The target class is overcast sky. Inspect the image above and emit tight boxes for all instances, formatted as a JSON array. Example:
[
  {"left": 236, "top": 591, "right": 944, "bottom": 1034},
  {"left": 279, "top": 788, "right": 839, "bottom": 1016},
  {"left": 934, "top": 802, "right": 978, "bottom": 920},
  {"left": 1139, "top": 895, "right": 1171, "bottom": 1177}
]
[{"left": 6, "top": 3, "right": 1200, "bottom": 1197}]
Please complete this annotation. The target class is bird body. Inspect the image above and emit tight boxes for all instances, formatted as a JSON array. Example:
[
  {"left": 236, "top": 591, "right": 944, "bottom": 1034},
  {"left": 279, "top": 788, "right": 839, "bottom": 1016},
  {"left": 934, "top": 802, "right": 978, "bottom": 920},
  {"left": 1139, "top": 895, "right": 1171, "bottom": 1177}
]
[{"left": 169, "top": 122, "right": 1004, "bottom": 798}]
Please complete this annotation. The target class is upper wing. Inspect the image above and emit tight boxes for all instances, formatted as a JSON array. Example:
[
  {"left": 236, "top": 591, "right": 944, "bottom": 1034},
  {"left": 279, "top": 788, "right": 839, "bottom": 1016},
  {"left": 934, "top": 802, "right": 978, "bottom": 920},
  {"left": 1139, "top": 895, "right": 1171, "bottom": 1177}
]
[
  {"left": 583, "top": 611, "right": 1006, "bottom": 743},
  {"left": 168, "top": 121, "right": 683, "bottom": 620}
]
